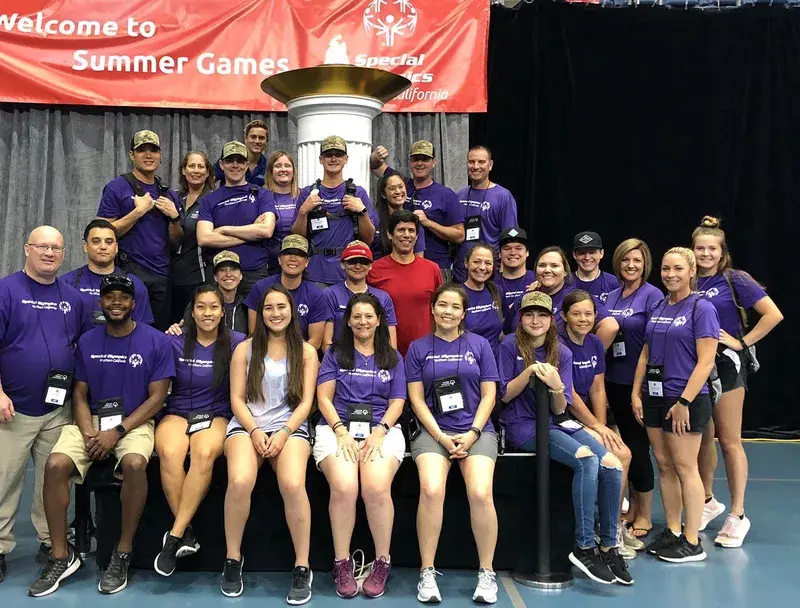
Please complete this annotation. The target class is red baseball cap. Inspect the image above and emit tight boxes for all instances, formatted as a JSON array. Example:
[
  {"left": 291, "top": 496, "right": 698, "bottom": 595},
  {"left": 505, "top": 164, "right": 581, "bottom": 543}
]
[{"left": 341, "top": 240, "right": 373, "bottom": 263}]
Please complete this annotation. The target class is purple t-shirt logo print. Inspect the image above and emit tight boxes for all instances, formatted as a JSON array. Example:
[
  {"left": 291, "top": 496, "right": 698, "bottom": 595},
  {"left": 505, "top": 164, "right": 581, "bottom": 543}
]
[
  {"left": 297, "top": 304, "right": 309, "bottom": 317},
  {"left": 378, "top": 369, "right": 391, "bottom": 383},
  {"left": 129, "top": 353, "right": 144, "bottom": 368},
  {"left": 464, "top": 350, "right": 477, "bottom": 365},
  {"left": 706, "top": 288, "right": 719, "bottom": 298},
  {"left": 58, "top": 301, "right": 71, "bottom": 314},
  {"left": 673, "top": 316, "right": 688, "bottom": 327}
]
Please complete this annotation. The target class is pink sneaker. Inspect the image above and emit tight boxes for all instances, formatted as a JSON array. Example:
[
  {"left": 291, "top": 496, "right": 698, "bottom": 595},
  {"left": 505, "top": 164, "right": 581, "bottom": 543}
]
[
  {"left": 362, "top": 556, "right": 391, "bottom": 598},
  {"left": 699, "top": 497, "right": 726, "bottom": 531},
  {"left": 332, "top": 557, "right": 358, "bottom": 598},
  {"left": 715, "top": 514, "right": 751, "bottom": 548}
]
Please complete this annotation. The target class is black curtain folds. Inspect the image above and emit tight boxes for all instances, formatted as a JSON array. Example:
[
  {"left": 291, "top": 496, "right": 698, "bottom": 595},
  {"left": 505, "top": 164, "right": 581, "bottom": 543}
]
[{"left": 472, "top": 4, "right": 800, "bottom": 434}]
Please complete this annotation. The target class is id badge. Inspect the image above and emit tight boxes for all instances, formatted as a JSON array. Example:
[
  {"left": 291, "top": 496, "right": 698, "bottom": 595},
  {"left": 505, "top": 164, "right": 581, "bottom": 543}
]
[
  {"left": 186, "top": 412, "right": 214, "bottom": 435},
  {"left": 433, "top": 375, "right": 465, "bottom": 414},
  {"left": 612, "top": 330, "right": 626, "bottom": 359},
  {"left": 646, "top": 365, "right": 664, "bottom": 399},
  {"left": 45, "top": 369, "right": 72, "bottom": 407},
  {"left": 97, "top": 398, "right": 124, "bottom": 431},
  {"left": 308, "top": 206, "right": 329, "bottom": 233},
  {"left": 559, "top": 419, "right": 583, "bottom": 431},
  {"left": 464, "top": 216, "right": 482, "bottom": 242},
  {"left": 347, "top": 403, "right": 373, "bottom": 440},
  {"left": 91, "top": 310, "right": 107, "bottom": 326}
]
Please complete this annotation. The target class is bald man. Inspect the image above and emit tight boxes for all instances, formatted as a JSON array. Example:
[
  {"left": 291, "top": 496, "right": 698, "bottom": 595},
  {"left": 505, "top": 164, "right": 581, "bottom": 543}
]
[{"left": 0, "top": 226, "right": 91, "bottom": 583}]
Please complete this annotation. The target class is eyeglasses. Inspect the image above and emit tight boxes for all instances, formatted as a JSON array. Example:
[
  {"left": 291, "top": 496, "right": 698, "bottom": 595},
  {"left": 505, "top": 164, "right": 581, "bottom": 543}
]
[{"left": 27, "top": 243, "right": 65, "bottom": 253}]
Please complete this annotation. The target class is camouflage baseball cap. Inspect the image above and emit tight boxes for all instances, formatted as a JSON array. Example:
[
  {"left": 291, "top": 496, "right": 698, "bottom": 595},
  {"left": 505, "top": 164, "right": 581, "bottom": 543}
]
[
  {"left": 131, "top": 130, "right": 160, "bottom": 150},
  {"left": 409, "top": 140, "right": 434, "bottom": 158},
  {"left": 213, "top": 250, "right": 241, "bottom": 270},
  {"left": 519, "top": 291, "right": 553, "bottom": 315},
  {"left": 281, "top": 234, "right": 309, "bottom": 256},
  {"left": 320, "top": 135, "right": 347, "bottom": 154},
  {"left": 221, "top": 141, "right": 248, "bottom": 160}
]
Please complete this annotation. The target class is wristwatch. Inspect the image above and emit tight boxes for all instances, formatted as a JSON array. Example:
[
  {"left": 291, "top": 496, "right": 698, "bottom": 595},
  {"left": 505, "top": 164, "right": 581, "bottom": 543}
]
[
  {"left": 357, "top": 207, "right": 368, "bottom": 216},
  {"left": 169, "top": 214, "right": 181, "bottom": 224},
  {"left": 114, "top": 424, "right": 127, "bottom": 437},
  {"left": 677, "top": 397, "right": 690, "bottom": 407},
  {"left": 469, "top": 426, "right": 482, "bottom": 439},
  {"left": 377, "top": 422, "right": 390, "bottom": 433}
]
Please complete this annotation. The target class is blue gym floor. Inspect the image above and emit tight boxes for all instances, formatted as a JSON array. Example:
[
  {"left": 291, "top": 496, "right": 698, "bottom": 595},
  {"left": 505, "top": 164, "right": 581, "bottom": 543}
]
[{"left": 3, "top": 442, "right": 799, "bottom": 607}]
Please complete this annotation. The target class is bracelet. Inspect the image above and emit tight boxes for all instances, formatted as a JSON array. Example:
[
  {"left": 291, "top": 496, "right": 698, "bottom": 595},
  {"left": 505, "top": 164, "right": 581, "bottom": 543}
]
[
  {"left": 469, "top": 426, "right": 482, "bottom": 439},
  {"left": 279, "top": 425, "right": 292, "bottom": 436},
  {"left": 436, "top": 432, "right": 445, "bottom": 444},
  {"left": 331, "top": 421, "right": 345, "bottom": 432},
  {"left": 739, "top": 337, "right": 749, "bottom": 349},
  {"left": 376, "top": 422, "right": 390, "bottom": 433},
  {"left": 548, "top": 385, "right": 566, "bottom": 395},
  {"left": 248, "top": 427, "right": 260, "bottom": 437},
  {"left": 677, "top": 397, "right": 690, "bottom": 407}
]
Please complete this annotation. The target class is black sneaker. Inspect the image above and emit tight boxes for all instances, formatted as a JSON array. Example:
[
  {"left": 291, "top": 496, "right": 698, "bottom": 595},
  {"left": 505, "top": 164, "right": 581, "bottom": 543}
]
[
  {"left": 28, "top": 546, "right": 82, "bottom": 597},
  {"left": 154, "top": 533, "right": 181, "bottom": 577},
  {"left": 99, "top": 550, "right": 130, "bottom": 594},
  {"left": 35, "top": 542, "right": 51, "bottom": 565},
  {"left": 657, "top": 535, "right": 707, "bottom": 563},
  {"left": 0, "top": 554, "right": 6, "bottom": 583},
  {"left": 602, "top": 548, "right": 634, "bottom": 585},
  {"left": 286, "top": 565, "right": 313, "bottom": 605},
  {"left": 568, "top": 546, "right": 616, "bottom": 584},
  {"left": 645, "top": 528, "right": 682, "bottom": 555},
  {"left": 176, "top": 525, "right": 200, "bottom": 558},
  {"left": 220, "top": 557, "right": 244, "bottom": 598}
]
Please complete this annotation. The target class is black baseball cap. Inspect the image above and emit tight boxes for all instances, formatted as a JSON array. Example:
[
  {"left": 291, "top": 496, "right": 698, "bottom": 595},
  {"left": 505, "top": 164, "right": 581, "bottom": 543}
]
[
  {"left": 99, "top": 275, "right": 134, "bottom": 297},
  {"left": 573, "top": 231, "right": 603, "bottom": 251},
  {"left": 499, "top": 227, "right": 528, "bottom": 248}
]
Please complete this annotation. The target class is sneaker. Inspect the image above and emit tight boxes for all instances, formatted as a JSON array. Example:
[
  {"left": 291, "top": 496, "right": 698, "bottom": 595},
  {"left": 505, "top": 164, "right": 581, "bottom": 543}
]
[
  {"left": 98, "top": 549, "right": 130, "bottom": 594},
  {"left": 286, "top": 565, "right": 313, "bottom": 605},
  {"left": 700, "top": 497, "right": 726, "bottom": 531},
  {"left": 417, "top": 567, "right": 442, "bottom": 603},
  {"left": 363, "top": 556, "right": 391, "bottom": 598},
  {"left": 472, "top": 568, "right": 498, "bottom": 604},
  {"left": 27, "top": 546, "right": 82, "bottom": 597},
  {"left": 622, "top": 525, "right": 645, "bottom": 552},
  {"left": 657, "top": 535, "right": 707, "bottom": 563},
  {"left": 715, "top": 514, "right": 751, "bottom": 548},
  {"left": 568, "top": 546, "right": 616, "bottom": 584},
  {"left": 645, "top": 528, "right": 681, "bottom": 555},
  {"left": 602, "top": 548, "right": 634, "bottom": 586},
  {"left": 154, "top": 533, "right": 181, "bottom": 577},
  {"left": 35, "top": 542, "right": 51, "bottom": 565},
  {"left": 220, "top": 557, "right": 244, "bottom": 597},
  {"left": 176, "top": 525, "right": 200, "bottom": 558},
  {"left": 332, "top": 557, "right": 358, "bottom": 598}
]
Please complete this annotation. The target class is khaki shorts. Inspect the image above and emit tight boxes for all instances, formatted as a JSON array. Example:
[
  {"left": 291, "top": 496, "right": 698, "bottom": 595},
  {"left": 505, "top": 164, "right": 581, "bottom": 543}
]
[{"left": 50, "top": 416, "right": 155, "bottom": 483}]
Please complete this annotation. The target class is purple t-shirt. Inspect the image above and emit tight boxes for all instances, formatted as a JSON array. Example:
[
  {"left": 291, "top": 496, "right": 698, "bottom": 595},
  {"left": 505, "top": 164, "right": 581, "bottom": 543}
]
[
  {"left": 497, "top": 336, "right": 574, "bottom": 447},
  {"left": 74, "top": 323, "right": 175, "bottom": 416},
  {"left": 604, "top": 283, "right": 663, "bottom": 385},
  {"left": 697, "top": 271, "right": 767, "bottom": 336},
  {"left": 0, "top": 272, "right": 91, "bottom": 416},
  {"left": 504, "top": 283, "right": 612, "bottom": 334},
  {"left": 293, "top": 182, "right": 376, "bottom": 284},
  {"left": 573, "top": 271, "right": 620, "bottom": 305},
  {"left": 453, "top": 185, "right": 519, "bottom": 282},
  {"left": 318, "top": 347, "right": 406, "bottom": 424},
  {"left": 644, "top": 295, "right": 720, "bottom": 397},
  {"left": 463, "top": 284, "right": 505, "bottom": 354},
  {"left": 244, "top": 275, "right": 326, "bottom": 339},
  {"left": 497, "top": 270, "right": 536, "bottom": 311},
  {"left": 560, "top": 332, "right": 605, "bottom": 403},
  {"left": 267, "top": 192, "right": 299, "bottom": 267},
  {"left": 97, "top": 175, "right": 181, "bottom": 277},
  {"left": 405, "top": 332, "right": 498, "bottom": 434},
  {"left": 404, "top": 180, "right": 463, "bottom": 269},
  {"left": 61, "top": 266, "right": 154, "bottom": 325},
  {"left": 322, "top": 283, "right": 397, "bottom": 343},
  {"left": 198, "top": 185, "right": 277, "bottom": 271},
  {"left": 164, "top": 331, "right": 246, "bottom": 417},
  {"left": 371, "top": 222, "right": 426, "bottom": 261}
]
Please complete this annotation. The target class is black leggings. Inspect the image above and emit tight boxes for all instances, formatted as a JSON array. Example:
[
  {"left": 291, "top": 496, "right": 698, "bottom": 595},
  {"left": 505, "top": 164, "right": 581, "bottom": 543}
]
[{"left": 606, "top": 381, "right": 654, "bottom": 493}]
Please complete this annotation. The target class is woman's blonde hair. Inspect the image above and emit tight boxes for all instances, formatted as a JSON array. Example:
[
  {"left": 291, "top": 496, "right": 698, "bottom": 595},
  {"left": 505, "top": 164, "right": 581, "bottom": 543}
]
[
  {"left": 265, "top": 150, "right": 299, "bottom": 198},
  {"left": 612, "top": 238, "right": 652, "bottom": 284},
  {"left": 663, "top": 246, "right": 697, "bottom": 291}
]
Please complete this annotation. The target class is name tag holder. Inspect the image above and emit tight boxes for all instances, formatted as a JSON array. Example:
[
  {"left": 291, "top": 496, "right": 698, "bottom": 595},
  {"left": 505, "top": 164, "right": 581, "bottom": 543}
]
[
  {"left": 433, "top": 375, "right": 465, "bottom": 414},
  {"left": 45, "top": 369, "right": 72, "bottom": 407},
  {"left": 91, "top": 310, "right": 107, "bottom": 326},
  {"left": 612, "top": 330, "right": 626, "bottom": 359},
  {"left": 464, "top": 216, "right": 482, "bottom": 242},
  {"left": 186, "top": 411, "right": 214, "bottom": 435},
  {"left": 646, "top": 365, "right": 664, "bottom": 401},
  {"left": 308, "top": 206, "right": 329, "bottom": 234},
  {"left": 97, "top": 397, "right": 125, "bottom": 431},
  {"left": 347, "top": 403, "right": 373, "bottom": 439}
]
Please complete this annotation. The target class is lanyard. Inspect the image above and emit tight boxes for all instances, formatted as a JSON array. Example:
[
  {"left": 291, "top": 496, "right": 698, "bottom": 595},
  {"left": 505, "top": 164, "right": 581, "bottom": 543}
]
[
  {"left": 100, "top": 325, "right": 134, "bottom": 399},
  {"left": 466, "top": 186, "right": 489, "bottom": 217},
  {"left": 23, "top": 274, "right": 71, "bottom": 372},
  {"left": 346, "top": 348, "right": 378, "bottom": 405},
  {"left": 429, "top": 333, "right": 463, "bottom": 381}
]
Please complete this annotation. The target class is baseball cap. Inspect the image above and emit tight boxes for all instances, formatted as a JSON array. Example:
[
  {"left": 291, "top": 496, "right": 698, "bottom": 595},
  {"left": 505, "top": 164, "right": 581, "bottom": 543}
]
[
  {"left": 519, "top": 291, "right": 553, "bottom": 315},
  {"left": 99, "top": 275, "right": 135, "bottom": 297},
  {"left": 221, "top": 141, "right": 248, "bottom": 160},
  {"left": 409, "top": 140, "right": 435, "bottom": 158},
  {"left": 213, "top": 250, "right": 241, "bottom": 271},
  {"left": 499, "top": 227, "right": 528, "bottom": 248},
  {"left": 320, "top": 136, "right": 347, "bottom": 154},
  {"left": 573, "top": 231, "right": 603, "bottom": 251},
  {"left": 281, "top": 234, "right": 310, "bottom": 256},
  {"left": 131, "top": 130, "right": 160, "bottom": 151},
  {"left": 341, "top": 240, "right": 373, "bottom": 263}
]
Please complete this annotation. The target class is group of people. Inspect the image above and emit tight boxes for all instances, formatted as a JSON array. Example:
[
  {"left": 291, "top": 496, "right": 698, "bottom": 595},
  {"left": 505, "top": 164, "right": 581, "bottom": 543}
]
[{"left": 0, "top": 121, "right": 783, "bottom": 606}]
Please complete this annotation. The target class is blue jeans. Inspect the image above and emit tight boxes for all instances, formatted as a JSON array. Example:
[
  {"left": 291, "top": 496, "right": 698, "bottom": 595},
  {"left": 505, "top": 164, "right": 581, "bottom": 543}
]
[{"left": 519, "top": 428, "right": 622, "bottom": 549}]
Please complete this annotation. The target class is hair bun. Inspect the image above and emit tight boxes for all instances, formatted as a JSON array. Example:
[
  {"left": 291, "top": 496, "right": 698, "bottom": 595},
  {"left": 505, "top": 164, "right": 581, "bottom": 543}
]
[{"left": 699, "top": 215, "right": 721, "bottom": 229}]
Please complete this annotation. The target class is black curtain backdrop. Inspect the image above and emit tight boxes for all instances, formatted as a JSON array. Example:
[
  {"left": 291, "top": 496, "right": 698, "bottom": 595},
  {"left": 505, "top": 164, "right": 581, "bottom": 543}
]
[{"left": 471, "top": 3, "right": 800, "bottom": 434}]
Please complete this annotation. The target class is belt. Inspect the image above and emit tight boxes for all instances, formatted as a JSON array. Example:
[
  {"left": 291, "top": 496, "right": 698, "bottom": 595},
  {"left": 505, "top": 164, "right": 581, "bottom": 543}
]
[{"left": 312, "top": 247, "right": 345, "bottom": 257}]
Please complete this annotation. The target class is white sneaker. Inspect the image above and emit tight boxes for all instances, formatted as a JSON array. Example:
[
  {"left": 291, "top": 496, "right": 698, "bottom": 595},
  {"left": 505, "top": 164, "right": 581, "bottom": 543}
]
[
  {"left": 715, "top": 514, "right": 751, "bottom": 548},
  {"left": 417, "top": 567, "right": 442, "bottom": 603},
  {"left": 616, "top": 527, "right": 638, "bottom": 559},
  {"left": 699, "top": 497, "right": 726, "bottom": 531},
  {"left": 622, "top": 525, "right": 645, "bottom": 552},
  {"left": 472, "top": 568, "right": 498, "bottom": 604}
]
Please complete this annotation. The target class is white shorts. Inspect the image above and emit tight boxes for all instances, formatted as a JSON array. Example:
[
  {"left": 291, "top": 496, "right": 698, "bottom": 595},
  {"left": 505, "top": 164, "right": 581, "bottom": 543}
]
[{"left": 312, "top": 424, "right": 406, "bottom": 467}]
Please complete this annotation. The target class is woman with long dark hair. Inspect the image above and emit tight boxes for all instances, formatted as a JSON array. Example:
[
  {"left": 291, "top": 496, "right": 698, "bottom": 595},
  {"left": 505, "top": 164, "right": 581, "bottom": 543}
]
[
  {"left": 220, "top": 284, "right": 319, "bottom": 603},
  {"left": 371, "top": 172, "right": 425, "bottom": 260},
  {"left": 315, "top": 293, "right": 406, "bottom": 599},
  {"left": 462, "top": 242, "right": 505, "bottom": 353}
]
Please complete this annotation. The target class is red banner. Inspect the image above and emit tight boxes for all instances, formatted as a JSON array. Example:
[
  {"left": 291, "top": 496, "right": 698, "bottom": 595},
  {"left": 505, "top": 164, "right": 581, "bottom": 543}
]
[{"left": 0, "top": 1, "right": 488, "bottom": 113}]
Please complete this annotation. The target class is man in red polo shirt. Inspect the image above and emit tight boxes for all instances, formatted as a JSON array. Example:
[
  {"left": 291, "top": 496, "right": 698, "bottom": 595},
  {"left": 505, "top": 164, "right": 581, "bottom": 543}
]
[{"left": 368, "top": 210, "right": 442, "bottom": 355}]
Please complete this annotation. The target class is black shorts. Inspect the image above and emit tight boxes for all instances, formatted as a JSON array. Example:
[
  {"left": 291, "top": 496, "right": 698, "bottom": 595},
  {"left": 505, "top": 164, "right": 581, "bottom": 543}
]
[
  {"left": 643, "top": 394, "right": 713, "bottom": 434},
  {"left": 716, "top": 346, "right": 747, "bottom": 393},
  {"left": 605, "top": 406, "right": 617, "bottom": 428}
]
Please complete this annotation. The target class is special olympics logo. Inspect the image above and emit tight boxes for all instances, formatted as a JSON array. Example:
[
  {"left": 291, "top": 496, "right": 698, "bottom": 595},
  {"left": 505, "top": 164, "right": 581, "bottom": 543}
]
[
  {"left": 464, "top": 350, "right": 477, "bottom": 366},
  {"left": 297, "top": 304, "right": 309, "bottom": 317},
  {"left": 378, "top": 369, "right": 391, "bottom": 383},
  {"left": 673, "top": 316, "right": 687, "bottom": 327},
  {"left": 621, "top": 308, "right": 634, "bottom": 318},
  {"left": 363, "top": 0, "right": 418, "bottom": 48},
  {"left": 599, "top": 292, "right": 609, "bottom": 304},
  {"left": 129, "top": 353, "right": 143, "bottom": 368},
  {"left": 706, "top": 288, "right": 719, "bottom": 298},
  {"left": 591, "top": 355, "right": 598, "bottom": 368},
  {"left": 58, "top": 301, "right": 71, "bottom": 314},
  {"left": 420, "top": 200, "right": 432, "bottom": 210},
  {"left": 481, "top": 201, "right": 491, "bottom": 212}
]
